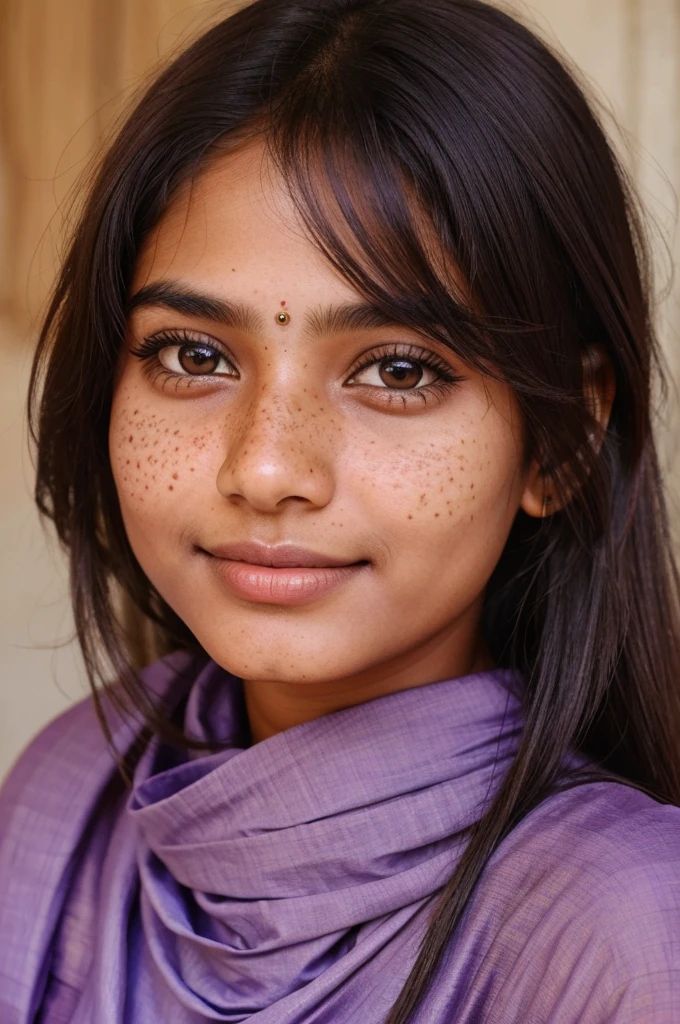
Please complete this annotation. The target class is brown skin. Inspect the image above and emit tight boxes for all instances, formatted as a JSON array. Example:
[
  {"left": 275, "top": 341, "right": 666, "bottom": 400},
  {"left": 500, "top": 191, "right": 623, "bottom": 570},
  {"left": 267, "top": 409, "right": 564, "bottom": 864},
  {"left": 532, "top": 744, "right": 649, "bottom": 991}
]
[{"left": 110, "top": 142, "right": 613, "bottom": 743}]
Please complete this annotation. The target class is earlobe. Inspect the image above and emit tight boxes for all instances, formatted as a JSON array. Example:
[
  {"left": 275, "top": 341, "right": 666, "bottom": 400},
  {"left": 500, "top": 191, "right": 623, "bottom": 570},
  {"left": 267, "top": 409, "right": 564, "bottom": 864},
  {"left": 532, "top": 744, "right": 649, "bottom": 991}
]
[{"left": 519, "top": 461, "right": 556, "bottom": 519}]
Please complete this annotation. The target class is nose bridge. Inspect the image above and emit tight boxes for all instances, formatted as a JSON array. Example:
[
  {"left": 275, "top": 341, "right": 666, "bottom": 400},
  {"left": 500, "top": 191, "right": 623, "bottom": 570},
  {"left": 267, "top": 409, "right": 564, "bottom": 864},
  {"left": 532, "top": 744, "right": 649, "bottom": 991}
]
[
  {"left": 217, "top": 379, "right": 336, "bottom": 510},
  {"left": 239, "top": 380, "right": 315, "bottom": 454}
]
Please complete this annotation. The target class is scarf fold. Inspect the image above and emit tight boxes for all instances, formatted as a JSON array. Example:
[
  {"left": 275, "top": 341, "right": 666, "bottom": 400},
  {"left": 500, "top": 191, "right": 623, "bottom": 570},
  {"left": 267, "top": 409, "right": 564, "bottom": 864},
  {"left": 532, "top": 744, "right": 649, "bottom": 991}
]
[
  {"left": 1, "top": 653, "right": 526, "bottom": 1023},
  {"left": 5, "top": 653, "right": 680, "bottom": 1024},
  {"left": 124, "top": 659, "right": 523, "bottom": 1018}
]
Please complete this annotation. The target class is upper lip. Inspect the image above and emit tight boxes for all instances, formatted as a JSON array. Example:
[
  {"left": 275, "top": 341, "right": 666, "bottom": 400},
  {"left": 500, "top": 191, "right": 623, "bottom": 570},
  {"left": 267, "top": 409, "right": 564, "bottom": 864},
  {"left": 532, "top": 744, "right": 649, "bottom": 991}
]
[{"left": 202, "top": 540, "right": 363, "bottom": 569}]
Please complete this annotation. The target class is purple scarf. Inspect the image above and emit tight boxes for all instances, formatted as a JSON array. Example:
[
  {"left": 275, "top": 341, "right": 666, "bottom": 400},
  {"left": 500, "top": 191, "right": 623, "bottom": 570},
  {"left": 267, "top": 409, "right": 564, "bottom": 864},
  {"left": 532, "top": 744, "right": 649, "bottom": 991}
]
[{"left": 2, "top": 651, "right": 680, "bottom": 1022}]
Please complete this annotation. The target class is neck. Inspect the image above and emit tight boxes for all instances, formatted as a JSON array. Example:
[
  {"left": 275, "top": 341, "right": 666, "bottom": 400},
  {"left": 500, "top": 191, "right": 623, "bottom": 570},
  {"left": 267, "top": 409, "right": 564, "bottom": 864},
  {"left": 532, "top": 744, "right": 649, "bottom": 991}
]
[{"left": 242, "top": 625, "right": 495, "bottom": 744}]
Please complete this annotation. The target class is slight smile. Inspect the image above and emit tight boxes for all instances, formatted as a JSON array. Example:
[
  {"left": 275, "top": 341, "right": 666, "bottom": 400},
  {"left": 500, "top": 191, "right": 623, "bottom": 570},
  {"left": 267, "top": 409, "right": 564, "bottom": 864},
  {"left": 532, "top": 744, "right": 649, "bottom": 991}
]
[{"left": 198, "top": 541, "right": 370, "bottom": 606}]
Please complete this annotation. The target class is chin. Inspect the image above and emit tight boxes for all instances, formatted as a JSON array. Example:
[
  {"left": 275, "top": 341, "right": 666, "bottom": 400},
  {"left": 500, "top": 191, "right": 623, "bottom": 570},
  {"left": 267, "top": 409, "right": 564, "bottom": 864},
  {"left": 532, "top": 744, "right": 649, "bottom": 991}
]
[{"left": 196, "top": 631, "right": 370, "bottom": 686}]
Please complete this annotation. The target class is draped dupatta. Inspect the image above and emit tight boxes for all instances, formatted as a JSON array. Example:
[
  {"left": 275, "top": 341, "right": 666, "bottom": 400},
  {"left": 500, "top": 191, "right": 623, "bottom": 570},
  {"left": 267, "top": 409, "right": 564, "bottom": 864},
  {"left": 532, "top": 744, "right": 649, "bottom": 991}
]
[
  {"left": 0, "top": 652, "right": 525, "bottom": 1022},
  {"left": 5, "top": 652, "right": 680, "bottom": 1022}
]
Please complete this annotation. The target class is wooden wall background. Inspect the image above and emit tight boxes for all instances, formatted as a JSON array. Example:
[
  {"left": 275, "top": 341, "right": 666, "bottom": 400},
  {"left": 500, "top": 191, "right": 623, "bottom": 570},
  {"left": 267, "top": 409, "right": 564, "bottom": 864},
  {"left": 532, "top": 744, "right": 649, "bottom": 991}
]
[{"left": 1, "top": 0, "right": 679, "bottom": 777}]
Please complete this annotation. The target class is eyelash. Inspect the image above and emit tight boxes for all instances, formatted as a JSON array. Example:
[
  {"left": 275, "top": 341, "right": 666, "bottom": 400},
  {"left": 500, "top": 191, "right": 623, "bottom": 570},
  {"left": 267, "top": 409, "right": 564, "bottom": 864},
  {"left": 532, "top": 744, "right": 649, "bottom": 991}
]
[
  {"left": 129, "top": 328, "right": 464, "bottom": 406},
  {"left": 347, "top": 343, "right": 463, "bottom": 406},
  {"left": 129, "top": 329, "right": 236, "bottom": 392}
]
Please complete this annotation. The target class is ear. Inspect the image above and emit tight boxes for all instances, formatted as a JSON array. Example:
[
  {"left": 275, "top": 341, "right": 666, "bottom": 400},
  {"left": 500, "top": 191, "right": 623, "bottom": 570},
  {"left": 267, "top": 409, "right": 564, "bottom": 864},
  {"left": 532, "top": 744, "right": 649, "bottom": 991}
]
[{"left": 520, "top": 344, "right": 616, "bottom": 519}]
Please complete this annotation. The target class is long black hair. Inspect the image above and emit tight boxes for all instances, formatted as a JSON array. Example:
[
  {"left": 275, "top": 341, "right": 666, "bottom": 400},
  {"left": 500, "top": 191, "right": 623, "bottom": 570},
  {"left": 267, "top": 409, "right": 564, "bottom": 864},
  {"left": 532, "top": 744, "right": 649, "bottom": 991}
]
[{"left": 29, "top": 1, "right": 680, "bottom": 1020}]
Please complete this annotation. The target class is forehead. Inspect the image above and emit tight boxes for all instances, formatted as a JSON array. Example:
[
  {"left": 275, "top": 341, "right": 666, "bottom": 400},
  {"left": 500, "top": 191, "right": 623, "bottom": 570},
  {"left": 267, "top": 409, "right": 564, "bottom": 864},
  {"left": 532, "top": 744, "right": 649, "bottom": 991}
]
[{"left": 131, "top": 141, "right": 355, "bottom": 302}]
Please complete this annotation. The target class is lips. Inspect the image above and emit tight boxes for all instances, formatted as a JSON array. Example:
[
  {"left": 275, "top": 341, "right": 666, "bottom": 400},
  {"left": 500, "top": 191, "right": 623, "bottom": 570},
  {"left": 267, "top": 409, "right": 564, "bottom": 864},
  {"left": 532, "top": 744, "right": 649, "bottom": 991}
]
[
  {"left": 200, "top": 541, "right": 368, "bottom": 606},
  {"left": 202, "top": 540, "right": 362, "bottom": 569}
]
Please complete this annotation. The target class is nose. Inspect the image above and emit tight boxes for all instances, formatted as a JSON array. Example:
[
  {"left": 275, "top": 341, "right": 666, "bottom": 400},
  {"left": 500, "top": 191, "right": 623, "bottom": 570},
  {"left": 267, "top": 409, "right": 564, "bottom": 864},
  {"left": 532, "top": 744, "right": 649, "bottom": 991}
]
[{"left": 216, "top": 388, "right": 336, "bottom": 512}]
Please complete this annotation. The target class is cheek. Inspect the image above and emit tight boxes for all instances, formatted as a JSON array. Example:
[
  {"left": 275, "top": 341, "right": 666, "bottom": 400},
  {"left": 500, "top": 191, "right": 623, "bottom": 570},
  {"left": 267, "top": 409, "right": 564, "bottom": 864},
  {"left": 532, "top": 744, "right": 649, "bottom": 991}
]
[
  {"left": 347, "top": 414, "right": 525, "bottom": 606},
  {"left": 109, "top": 383, "right": 213, "bottom": 538},
  {"left": 353, "top": 429, "right": 522, "bottom": 535}
]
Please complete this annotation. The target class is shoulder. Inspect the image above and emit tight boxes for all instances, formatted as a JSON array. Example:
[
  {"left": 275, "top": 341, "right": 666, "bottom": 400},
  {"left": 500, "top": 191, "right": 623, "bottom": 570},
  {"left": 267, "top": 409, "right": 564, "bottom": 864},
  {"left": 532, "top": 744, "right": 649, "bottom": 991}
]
[
  {"left": 0, "top": 648, "right": 197, "bottom": 815},
  {"left": 0, "top": 649, "right": 200, "bottom": 1019},
  {"left": 499, "top": 779, "right": 680, "bottom": 912},
  {"left": 0, "top": 684, "right": 111, "bottom": 1016},
  {"left": 0, "top": 690, "right": 112, "bottom": 837},
  {"left": 462, "top": 781, "right": 680, "bottom": 1022},
  {"left": 0, "top": 648, "right": 202, "bottom": 897}
]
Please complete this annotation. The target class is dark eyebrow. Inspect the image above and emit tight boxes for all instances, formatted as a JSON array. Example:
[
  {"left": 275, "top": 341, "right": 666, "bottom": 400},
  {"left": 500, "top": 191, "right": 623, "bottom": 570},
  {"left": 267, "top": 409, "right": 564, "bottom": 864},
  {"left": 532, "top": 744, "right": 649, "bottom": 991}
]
[
  {"left": 127, "top": 281, "right": 265, "bottom": 335},
  {"left": 127, "top": 280, "right": 412, "bottom": 340},
  {"left": 301, "top": 302, "right": 409, "bottom": 339}
]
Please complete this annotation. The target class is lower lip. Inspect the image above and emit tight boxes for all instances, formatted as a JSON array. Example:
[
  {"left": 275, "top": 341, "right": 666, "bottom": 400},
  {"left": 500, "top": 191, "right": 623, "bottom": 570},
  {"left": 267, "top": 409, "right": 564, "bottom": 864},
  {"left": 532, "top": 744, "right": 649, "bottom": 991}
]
[{"left": 208, "top": 558, "right": 367, "bottom": 606}]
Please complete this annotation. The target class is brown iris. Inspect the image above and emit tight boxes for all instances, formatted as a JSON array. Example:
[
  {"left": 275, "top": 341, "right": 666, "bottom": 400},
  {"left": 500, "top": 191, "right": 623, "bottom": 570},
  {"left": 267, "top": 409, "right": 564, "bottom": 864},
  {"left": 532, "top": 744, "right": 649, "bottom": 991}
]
[
  {"left": 379, "top": 358, "right": 424, "bottom": 389},
  {"left": 178, "top": 344, "right": 220, "bottom": 374}
]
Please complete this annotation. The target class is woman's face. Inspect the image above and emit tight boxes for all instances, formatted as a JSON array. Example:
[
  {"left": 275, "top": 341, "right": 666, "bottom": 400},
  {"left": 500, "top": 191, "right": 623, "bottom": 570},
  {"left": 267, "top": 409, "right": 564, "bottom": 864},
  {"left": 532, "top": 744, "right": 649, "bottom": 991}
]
[{"left": 111, "top": 142, "right": 542, "bottom": 707}]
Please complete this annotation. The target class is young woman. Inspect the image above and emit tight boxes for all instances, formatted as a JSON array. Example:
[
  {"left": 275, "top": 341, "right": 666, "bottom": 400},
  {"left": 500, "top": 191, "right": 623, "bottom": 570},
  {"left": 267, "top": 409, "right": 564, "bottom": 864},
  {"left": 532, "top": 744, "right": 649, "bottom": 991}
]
[{"left": 2, "top": 0, "right": 680, "bottom": 1020}]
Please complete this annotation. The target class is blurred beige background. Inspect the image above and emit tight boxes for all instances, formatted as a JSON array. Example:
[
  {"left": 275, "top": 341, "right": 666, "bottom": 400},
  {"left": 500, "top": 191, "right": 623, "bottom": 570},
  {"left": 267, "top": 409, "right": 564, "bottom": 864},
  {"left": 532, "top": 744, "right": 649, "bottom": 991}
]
[{"left": 1, "top": 0, "right": 679, "bottom": 780}]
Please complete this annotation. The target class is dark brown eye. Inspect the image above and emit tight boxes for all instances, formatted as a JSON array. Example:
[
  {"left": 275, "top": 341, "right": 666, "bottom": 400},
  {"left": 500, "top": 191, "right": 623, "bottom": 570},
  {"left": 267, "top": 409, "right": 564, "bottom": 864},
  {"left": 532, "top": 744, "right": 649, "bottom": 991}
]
[
  {"left": 177, "top": 344, "right": 221, "bottom": 374},
  {"left": 133, "top": 334, "right": 237, "bottom": 380},
  {"left": 378, "top": 358, "right": 424, "bottom": 389}
]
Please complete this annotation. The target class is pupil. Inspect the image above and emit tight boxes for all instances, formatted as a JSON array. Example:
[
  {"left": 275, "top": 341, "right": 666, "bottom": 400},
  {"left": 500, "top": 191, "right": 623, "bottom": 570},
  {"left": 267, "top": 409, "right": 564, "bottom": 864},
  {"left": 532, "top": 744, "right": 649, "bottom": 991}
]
[
  {"left": 379, "top": 358, "right": 423, "bottom": 389},
  {"left": 179, "top": 345, "right": 219, "bottom": 374}
]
